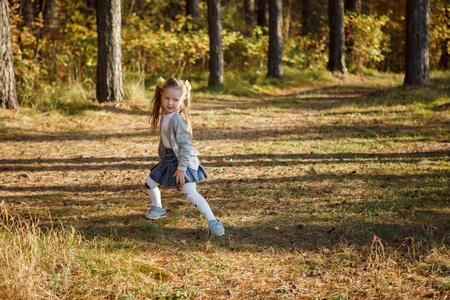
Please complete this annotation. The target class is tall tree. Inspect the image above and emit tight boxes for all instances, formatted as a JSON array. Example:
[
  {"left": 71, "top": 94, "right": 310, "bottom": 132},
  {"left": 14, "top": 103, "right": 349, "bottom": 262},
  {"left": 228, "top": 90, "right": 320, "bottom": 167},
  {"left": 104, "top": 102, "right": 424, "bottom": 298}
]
[
  {"left": 0, "top": 0, "right": 18, "bottom": 109},
  {"left": 43, "top": 0, "right": 60, "bottom": 41},
  {"left": 404, "top": 0, "right": 430, "bottom": 85},
  {"left": 345, "top": 0, "right": 361, "bottom": 12},
  {"left": 96, "top": 0, "right": 124, "bottom": 102},
  {"left": 327, "top": 0, "right": 347, "bottom": 74},
  {"left": 186, "top": 0, "right": 199, "bottom": 18},
  {"left": 257, "top": 0, "right": 268, "bottom": 34},
  {"left": 244, "top": 0, "right": 255, "bottom": 28},
  {"left": 438, "top": 0, "right": 449, "bottom": 70},
  {"left": 207, "top": 0, "right": 224, "bottom": 87},
  {"left": 20, "top": 0, "right": 35, "bottom": 26},
  {"left": 267, "top": 0, "right": 283, "bottom": 78},
  {"left": 301, "top": 0, "right": 313, "bottom": 35}
]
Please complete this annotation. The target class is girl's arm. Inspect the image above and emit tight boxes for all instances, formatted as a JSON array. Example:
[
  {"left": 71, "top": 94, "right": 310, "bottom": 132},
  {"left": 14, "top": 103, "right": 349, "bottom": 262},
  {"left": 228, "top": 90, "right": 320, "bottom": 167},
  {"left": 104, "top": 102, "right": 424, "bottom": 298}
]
[{"left": 172, "top": 116, "right": 193, "bottom": 171}]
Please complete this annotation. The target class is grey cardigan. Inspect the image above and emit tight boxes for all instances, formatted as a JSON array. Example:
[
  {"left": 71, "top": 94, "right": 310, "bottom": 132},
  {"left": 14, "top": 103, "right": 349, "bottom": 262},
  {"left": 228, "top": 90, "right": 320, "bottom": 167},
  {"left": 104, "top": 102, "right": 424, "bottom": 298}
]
[{"left": 158, "top": 111, "right": 200, "bottom": 171}]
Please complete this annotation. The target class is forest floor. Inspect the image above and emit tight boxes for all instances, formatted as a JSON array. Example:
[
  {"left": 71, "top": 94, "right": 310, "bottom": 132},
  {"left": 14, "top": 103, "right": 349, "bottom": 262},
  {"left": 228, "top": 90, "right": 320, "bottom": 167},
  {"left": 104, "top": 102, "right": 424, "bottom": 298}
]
[{"left": 0, "top": 73, "right": 449, "bottom": 299}]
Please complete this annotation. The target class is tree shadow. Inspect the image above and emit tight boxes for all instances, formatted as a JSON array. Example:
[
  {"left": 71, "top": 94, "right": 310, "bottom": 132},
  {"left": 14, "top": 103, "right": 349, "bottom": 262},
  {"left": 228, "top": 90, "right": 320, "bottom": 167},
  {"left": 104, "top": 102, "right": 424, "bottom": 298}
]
[
  {"left": 0, "top": 150, "right": 447, "bottom": 173},
  {"left": 3, "top": 156, "right": 447, "bottom": 253}
]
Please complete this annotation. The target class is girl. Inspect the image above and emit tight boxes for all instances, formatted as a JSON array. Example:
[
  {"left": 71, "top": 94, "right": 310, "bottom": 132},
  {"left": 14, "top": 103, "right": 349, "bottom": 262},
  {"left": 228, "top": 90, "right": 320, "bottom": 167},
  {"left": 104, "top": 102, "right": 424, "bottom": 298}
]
[{"left": 143, "top": 77, "right": 225, "bottom": 237}]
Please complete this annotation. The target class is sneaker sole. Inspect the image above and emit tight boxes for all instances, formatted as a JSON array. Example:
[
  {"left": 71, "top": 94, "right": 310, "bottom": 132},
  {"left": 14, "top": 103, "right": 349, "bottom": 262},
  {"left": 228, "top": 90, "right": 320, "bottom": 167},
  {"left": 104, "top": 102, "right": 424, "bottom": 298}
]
[{"left": 143, "top": 214, "right": 166, "bottom": 220}]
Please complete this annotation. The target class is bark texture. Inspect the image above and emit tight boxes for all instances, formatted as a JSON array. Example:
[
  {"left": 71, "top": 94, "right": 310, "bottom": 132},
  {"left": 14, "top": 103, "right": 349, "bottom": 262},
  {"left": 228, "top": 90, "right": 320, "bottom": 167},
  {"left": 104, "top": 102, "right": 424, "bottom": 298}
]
[
  {"left": 96, "top": 0, "right": 124, "bottom": 102},
  {"left": 0, "top": 0, "right": 18, "bottom": 109},
  {"left": 207, "top": 0, "right": 224, "bottom": 87},
  {"left": 404, "top": 0, "right": 430, "bottom": 85},
  {"left": 267, "top": 0, "right": 283, "bottom": 78},
  {"left": 327, "top": 0, "right": 347, "bottom": 74}
]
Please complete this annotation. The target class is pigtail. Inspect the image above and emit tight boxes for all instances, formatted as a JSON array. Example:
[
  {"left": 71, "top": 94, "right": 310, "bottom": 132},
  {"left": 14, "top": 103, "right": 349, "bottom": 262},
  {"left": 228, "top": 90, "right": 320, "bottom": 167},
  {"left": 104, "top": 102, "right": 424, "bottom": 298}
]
[
  {"left": 176, "top": 80, "right": 192, "bottom": 138},
  {"left": 149, "top": 84, "right": 162, "bottom": 133}
]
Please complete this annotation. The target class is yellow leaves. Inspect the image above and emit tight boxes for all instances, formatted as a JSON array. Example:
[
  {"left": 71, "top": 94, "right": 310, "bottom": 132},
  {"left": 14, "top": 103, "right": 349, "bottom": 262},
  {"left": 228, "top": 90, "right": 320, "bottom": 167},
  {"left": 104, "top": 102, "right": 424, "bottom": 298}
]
[{"left": 344, "top": 12, "right": 391, "bottom": 67}]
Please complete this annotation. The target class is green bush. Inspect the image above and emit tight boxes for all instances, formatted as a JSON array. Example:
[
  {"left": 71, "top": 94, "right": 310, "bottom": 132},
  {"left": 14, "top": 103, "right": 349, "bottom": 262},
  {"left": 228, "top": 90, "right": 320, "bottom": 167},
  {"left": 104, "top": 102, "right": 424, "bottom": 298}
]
[{"left": 345, "top": 12, "right": 391, "bottom": 70}]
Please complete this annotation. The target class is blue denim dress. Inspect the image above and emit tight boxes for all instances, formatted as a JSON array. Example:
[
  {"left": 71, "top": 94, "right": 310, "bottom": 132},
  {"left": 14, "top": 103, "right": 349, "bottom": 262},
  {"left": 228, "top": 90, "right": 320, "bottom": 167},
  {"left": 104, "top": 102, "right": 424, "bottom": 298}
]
[{"left": 149, "top": 147, "right": 207, "bottom": 187}]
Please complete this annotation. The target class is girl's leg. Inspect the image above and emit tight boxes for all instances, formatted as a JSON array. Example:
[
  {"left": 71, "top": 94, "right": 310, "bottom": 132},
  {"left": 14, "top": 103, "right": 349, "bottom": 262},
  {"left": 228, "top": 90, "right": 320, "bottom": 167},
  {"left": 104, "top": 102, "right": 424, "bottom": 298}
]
[
  {"left": 183, "top": 182, "right": 215, "bottom": 221},
  {"left": 145, "top": 176, "right": 162, "bottom": 208}
]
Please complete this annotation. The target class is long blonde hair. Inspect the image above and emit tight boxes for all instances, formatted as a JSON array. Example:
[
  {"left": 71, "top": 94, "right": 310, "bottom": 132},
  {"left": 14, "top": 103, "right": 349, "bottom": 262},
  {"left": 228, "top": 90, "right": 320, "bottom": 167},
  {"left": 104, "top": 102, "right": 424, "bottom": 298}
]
[{"left": 149, "top": 77, "right": 192, "bottom": 135}]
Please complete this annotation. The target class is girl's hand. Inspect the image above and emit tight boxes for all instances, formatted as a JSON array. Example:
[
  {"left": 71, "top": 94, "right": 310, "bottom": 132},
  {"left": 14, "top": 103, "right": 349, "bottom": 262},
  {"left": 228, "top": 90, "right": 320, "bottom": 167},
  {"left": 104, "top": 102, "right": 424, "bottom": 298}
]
[{"left": 173, "top": 170, "right": 190, "bottom": 186}]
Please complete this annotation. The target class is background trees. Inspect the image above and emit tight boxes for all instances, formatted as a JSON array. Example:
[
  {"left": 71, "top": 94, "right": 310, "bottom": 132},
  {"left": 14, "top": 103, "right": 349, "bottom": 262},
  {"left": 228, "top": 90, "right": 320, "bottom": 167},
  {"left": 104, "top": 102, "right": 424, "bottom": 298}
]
[{"left": 2, "top": 0, "right": 449, "bottom": 109}]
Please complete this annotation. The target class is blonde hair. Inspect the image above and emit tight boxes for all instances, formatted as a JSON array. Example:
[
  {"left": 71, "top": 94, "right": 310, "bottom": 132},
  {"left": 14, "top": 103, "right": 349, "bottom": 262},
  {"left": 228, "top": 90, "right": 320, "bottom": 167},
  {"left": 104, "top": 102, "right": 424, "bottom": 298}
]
[{"left": 149, "top": 77, "right": 192, "bottom": 135}]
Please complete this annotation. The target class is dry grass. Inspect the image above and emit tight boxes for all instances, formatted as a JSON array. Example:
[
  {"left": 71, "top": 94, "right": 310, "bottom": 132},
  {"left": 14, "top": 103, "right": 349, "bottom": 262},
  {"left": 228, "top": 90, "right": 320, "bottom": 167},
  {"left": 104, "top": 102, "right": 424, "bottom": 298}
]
[{"left": 0, "top": 72, "right": 449, "bottom": 299}]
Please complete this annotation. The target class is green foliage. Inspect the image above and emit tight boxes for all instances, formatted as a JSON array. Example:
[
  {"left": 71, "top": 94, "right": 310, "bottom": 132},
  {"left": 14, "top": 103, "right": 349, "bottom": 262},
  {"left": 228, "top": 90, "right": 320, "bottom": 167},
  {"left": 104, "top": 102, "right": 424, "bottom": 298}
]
[
  {"left": 345, "top": 12, "right": 391, "bottom": 70},
  {"left": 430, "top": 3, "right": 450, "bottom": 69},
  {"left": 284, "top": 34, "right": 328, "bottom": 70},
  {"left": 11, "top": 1, "right": 97, "bottom": 97},
  {"left": 123, "top": 14, "right": 209, "bottom": 77}
]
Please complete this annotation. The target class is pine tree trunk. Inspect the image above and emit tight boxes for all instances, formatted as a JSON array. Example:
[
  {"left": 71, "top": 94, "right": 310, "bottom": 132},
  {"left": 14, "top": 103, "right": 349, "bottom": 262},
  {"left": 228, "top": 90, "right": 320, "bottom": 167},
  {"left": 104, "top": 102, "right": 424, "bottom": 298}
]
[
  {"left": 0, "top": 0, "right": 18, "bottom": 109},
  {"left": 20, "top": 0, "right": 35, "bottom": 26},
  {"left": 345, "top": 0, "right": 361, "bottom": 13},
  {"left": 207, "top": 0, "right": 224, "bottom": 87},
  {"left": 186, "top": 0, "right": 199, "bottom": 18},
  {"left": 43, "top": 0, "right": 60, "bottom": 41},
  {"left": 267, "top": 0, "right": 283, "bottom": 78},
  {"left": 301, "top": 0, "right": 312, "bottom": 35},
  {"left": 438, "top": 0, "right": 449, "bottom": 70},
  {"left": 404, "top": 0, "right": 430, "bottom": 85},
  {"left": 43, "top": 0, "right": 59, "bottom": 28},
  {"left": 257, "top": 0, "right": 268, "bottom": 34},
  {"left": 327, "top": 0, "right": 347, "bottom": 74},
  {"left": 96, "top": 0, "right": 123, "bottom": 102},
  {"left": 244, "top": 0, "right": 255, "bottom": 29}
]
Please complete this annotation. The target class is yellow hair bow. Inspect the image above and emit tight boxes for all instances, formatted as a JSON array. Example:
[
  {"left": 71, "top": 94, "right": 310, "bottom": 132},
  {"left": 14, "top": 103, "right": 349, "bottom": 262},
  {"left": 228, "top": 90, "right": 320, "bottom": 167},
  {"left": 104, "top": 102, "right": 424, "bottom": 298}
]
[
  {"left": 156, "top": 77, "right": 165, "bottom": 89},
  {"left": 185, "top": 80, "right": 191, "bottom": 92}
]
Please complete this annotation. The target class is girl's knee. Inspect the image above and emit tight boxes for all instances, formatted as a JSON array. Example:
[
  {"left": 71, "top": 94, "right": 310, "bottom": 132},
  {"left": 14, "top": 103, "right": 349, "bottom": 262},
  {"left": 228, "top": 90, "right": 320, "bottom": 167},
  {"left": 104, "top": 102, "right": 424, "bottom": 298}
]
[
  {"left": 145, "top": 176, "right": 158, "bottom": 190},
  {"left": 183, "top": 182, "right": 198, "bottom": 198}
]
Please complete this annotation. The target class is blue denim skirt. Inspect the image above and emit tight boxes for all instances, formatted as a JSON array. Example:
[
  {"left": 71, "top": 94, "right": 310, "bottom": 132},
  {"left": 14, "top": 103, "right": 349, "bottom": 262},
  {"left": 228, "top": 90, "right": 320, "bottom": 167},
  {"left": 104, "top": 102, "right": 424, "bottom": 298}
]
[{"left": 149, "top": 148, "right": 207, "bottom": 187}]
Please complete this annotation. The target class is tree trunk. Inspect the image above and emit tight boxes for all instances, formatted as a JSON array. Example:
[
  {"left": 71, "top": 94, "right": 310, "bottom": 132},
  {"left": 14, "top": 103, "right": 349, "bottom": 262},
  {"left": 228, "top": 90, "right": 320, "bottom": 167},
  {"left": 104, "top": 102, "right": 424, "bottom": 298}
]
[
  {"left": 244, "top": 0, "right": 255, "bottom": 28},
  {"left": 20, "top": 0, "right": 35, "bottom": 26},
  {"left": 345, "top": 0, "right": 361, "bottom": 13},
  {"left": 257, "top": 0, "right": 268, "bottom": 34},
  {"left": 43, "top": 0, "right": 59, "bottom": 28},
  {"left": 207, "top": 0, "right": 224, "bottom": 87},
  {"left": 301, "top": 0, "right": 312, "bottom": 35},
  {"left": 267, "top": 0, "right": 283, "bottom": 78},
  {"left": 96, "top": 0, "right": 124, "bottom": 102},
  {"left": 186, "top": 0, "right": 199, "bottom": 18},
  {"left": 43, "top": 0, "right": 60, "bottom": 41},
  {"left": 285, "top": 0, "right": 291, "bottom": 39},
  {"left": 327, "top": 0, "right": 347, "bottom": 74},
  {"left": 404, "top": 0, "right": 430, "bottom": 85},
  {"left": 438, "top": 0, "right": 449, "bottom": 70},
  {"left": 0, "top": 0, "right": 18, "bottom": 109}
]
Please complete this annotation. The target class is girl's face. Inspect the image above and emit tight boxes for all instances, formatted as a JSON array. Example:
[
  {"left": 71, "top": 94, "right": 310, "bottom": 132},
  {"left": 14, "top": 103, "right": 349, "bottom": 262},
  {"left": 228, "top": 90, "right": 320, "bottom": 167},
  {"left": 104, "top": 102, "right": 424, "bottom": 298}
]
[{"left": 161, "top": 87, "right": 184, "bottom": 115}]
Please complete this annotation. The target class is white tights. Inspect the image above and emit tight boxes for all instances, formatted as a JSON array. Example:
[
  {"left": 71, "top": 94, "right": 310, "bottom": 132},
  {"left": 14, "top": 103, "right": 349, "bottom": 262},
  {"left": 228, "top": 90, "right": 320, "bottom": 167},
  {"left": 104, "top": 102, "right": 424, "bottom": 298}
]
[{"left": 145, "top": 176, "right": 215, "bottom": 221}]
